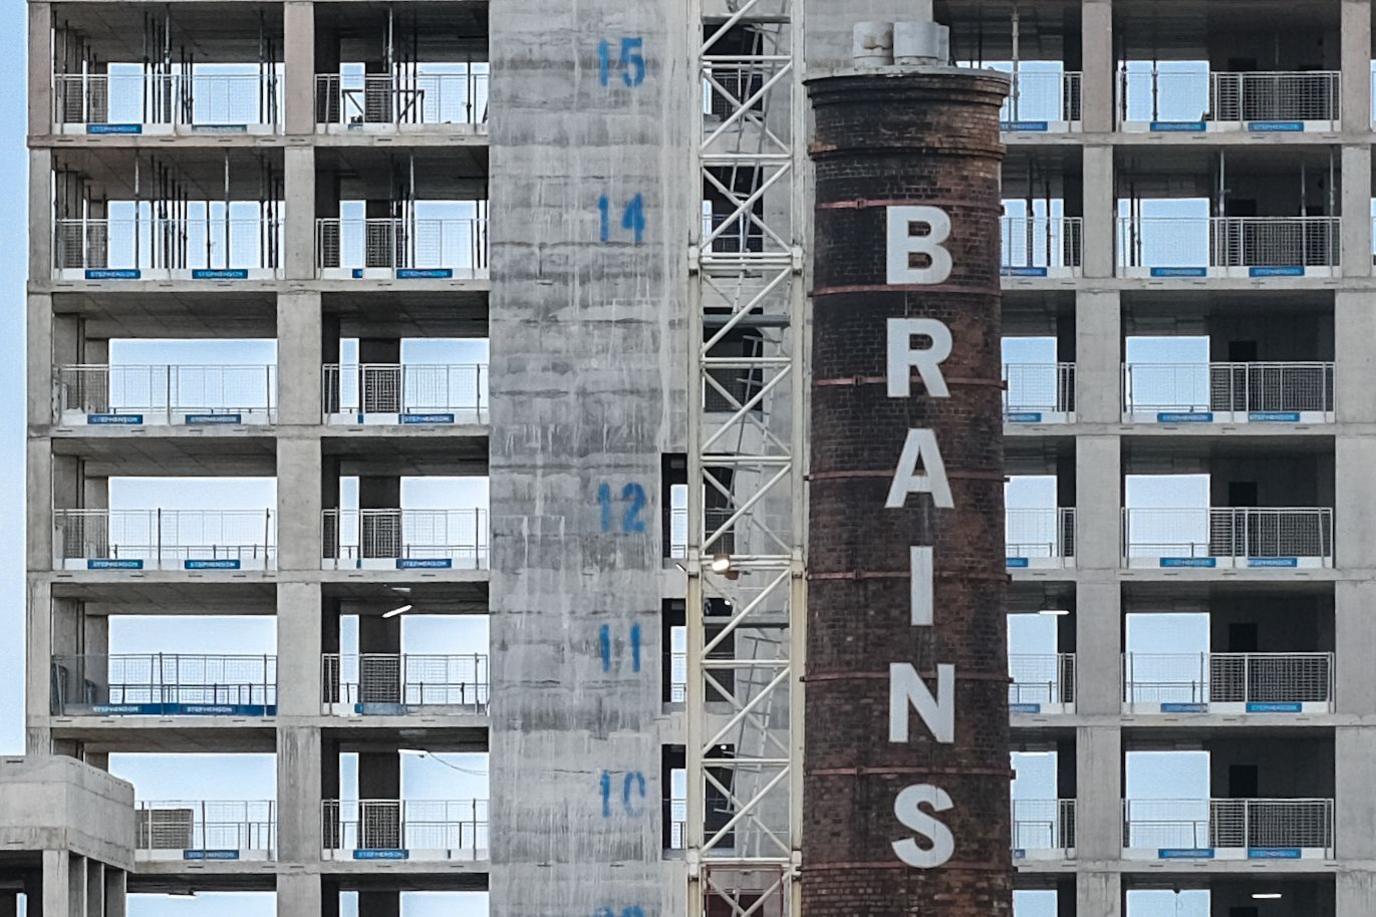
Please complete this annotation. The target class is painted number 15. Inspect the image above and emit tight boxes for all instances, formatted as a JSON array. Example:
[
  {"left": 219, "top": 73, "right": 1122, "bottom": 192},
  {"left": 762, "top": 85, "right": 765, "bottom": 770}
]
[{"left": 599, "top": 37, "right": 646, "bottom": 87}]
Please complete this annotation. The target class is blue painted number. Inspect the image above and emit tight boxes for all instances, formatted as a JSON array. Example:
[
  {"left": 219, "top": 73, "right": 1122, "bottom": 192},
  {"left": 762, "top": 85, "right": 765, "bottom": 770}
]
[
  {"left": 597, "top": 481, "right": 648, "bottom": 531},
  {"left": 597, "top": 37, "right": 646, "bottom": 87},
  {"left": 598, "top": 195, "right": 646, "bottom": 244},
  {"left": 600, "top": 770, "right": 648, "bottom": 816},
  {"left": 598, "top": 623, "right": 642, "bottom": 673}
]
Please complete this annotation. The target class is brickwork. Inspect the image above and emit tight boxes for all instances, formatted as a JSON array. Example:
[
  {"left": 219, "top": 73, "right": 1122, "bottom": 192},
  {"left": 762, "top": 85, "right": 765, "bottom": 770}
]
[{"left": 803, "top": 68, "right": 1013, "bottom": 916}]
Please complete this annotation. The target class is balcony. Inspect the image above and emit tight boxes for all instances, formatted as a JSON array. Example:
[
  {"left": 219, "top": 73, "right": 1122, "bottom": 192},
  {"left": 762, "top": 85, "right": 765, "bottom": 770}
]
[
  {"left": 54, "top": 217, "right": 283, "bottom": 282},
  {"left": 57, "top": 364, "right": 277, "bottom": 427},
  {"left": 315, "top": 72, "right": 488, "bottom": 132},
  {"left": 1006, "top": 508, "right": 1076, "bottom": 570},
  {"left": 322, "top": 799, "right": 488, "bottom": 862},
  {"left": 1009, "top": 654, "right": 1075, "bottom": 716},
  {"left": 51, "top": 653, "right": 277, "bottom": 717},
  {"left": 53, "top": 508, "right": 276, "bottom": 571},
  {"left": 1117, "top": 216, "right": 1340, "bottom": 279},
  {"left": 315, "top": 217, "right": 488, "bottom": 281},
  {"left": 321, "top": 654, "right": 488, "bottom": 716},
  {"left": 321, "top": 508, "right": 488, "bottom": 571},
  {"left": 1012, "top": 799, "right": 1076, "bottom": 861},
  {"left": 1004, "top": 363, "right": 1076, "bottom": 424},
  {"left": 1123, "top": 362, "right": 1334, "bottom": 424},
  {"left": 1123, "top": 652, "right": 1333, "bottom": 715},
  {"left": 1000, "top": 70, "right": 1082, "bottom": 133},
  {"left": 137, "top": 800, "right": 276, "bottom": 863},
  {"left": 1122, "top": 798, "right": 1334, "bottom": 860},
  {"left": 323, "top": 363, "right": 487, "bottom": 425},
  {"left": 1000, "top": 216, "right": 1082, "bottom": 279},
  {"left": 54, "top": 72, "right": 282, "bottom": 136},
  {"left": 1117, "top": 69, "right": 1340, "bottom": 132},
  {"left": 1121, "top": 507, "right": 1334, "bottom": 570}
]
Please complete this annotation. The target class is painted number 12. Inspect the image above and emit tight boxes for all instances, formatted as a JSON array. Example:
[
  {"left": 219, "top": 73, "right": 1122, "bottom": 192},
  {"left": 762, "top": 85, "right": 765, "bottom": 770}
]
[{"left": 598, "top": 37, "right": 646, "bottom": 87}]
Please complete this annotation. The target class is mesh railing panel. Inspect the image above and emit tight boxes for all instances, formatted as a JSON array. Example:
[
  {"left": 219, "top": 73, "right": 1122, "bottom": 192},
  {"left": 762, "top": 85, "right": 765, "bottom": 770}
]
[
  {"left": 57, "top": 364, "right": 276, "bottom": 417},
  {"left": 1003, "top": 363, "right": 1075, "bottom": 415},
  {"left": 1126, "top": 653, "right": 1332, "bottom": 705},
  {"left": 323, "top": 799, "right": 488, "bottom": 854},
  {"left": 317, "top": 72, "right": 489, "bottom": 125},
  {"left": 1124, "top": 799, "right": 1333, "bottom": 850},
  {"left": 1117, "top": 69, "right": 1339, "bottom": 123},
  {"left": 51, "top": 654, "right": 277, "bottom": 713},
  {"left": 1117, "top": 218, "right": 1340, "bottom": 270},
  {"left": 323, "top": 364, "right": 487, "bottom": 418},
  {"left": 1124, "top": 362, "right": 1334, "bottom": 415},
  {"left": 994, "top": 70, "right": 1082, "bottom": 123},
  {"left": 1122, "top": 508, "right": 1332, "bottom": 561},
  {"left": 1008, "top": 654, "right": 1074, "bottom": 705},
  {"left": 54, "top": 73, "right": 282, "bottom": 127},
  {"left": 53, "top": 509, "right": 275, "bottom": 563},
  {"left": 322, "top": 654, "right": 490, "bottom": 708},
  {"left": 53, "top": 219, "right": 283, "bottom": 272},
  {"left": 1006, "top": 508, "right": 1076, "bottom": 559},
  {"left": 1000, "top": 217, "right": 1083, "bottom": 271},
  {"left": 137, "top": 801, "right": 276, "bottom": 854},
  {"left": 322, "top": 509, "right": 490, "bottom": 568},
  {"left": 1012, "top": 799, "right": 1076, "bottom": 850},
  {"left": 315, "top": 219, "right": 488, "bottom": 273}
]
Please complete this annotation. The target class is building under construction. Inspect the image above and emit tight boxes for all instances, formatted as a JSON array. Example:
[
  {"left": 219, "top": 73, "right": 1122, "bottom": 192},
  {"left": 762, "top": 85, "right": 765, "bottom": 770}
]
[{"left": 8, "top": 0, "right": 1376, "bottom": 915}]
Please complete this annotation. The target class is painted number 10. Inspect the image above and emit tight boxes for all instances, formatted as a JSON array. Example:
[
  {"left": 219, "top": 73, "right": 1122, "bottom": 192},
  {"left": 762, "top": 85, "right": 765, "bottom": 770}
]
[{"left": 598, "top": 37, "right": 646, "bottom": 87}]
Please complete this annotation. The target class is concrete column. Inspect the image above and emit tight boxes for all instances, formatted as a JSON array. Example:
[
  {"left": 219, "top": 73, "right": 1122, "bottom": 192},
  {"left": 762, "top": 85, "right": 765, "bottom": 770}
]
[
  {"left": 278, "top": 582, "right": 322, "bottom": 718},
  {"left": 1337, "top": 727, "right": 1376, "bottom": 863},
  {"left": 1341, "top": 144, "right": 1371, "bottom": 279},
  {"left": 1075, "top": 436, "right": 1121, "bottom": 571},
  {"left": 28, "top": 3, "right": 52, "bottom": 138},
  {"left": 42, "top": 851, "right": 70, "bottom": 917},
  {"left": 1335, "top": 435, "right": 1376, "bottom": 571},
  {"left": 28, "top": 294, "right": 53, "bottom": 426},
  {"left": 25, "top": 581, "right": 52, "bottom": 754},
  {"left": 277, "top": 292, "right": 324, "bottom": 427},
  {"left": 1075, "top": 726, "right": 1122, "bottom": 861},
  {"left": 1074, "top": 291, "right": 1121, "bottom": 423},
  {"left": 1339, "top": 871, "right": 1376, "bottom": 917},
  {"left": 102, "top": 869, "right": 125, "bottom": 917},
  {"left": 284, "top": 1, "right": 316, "bottom": 137},
  {"left": 1341, "top": 0, "right": 1372, "bottom": 132},
  {"left": 1075, "top": 583, "right": 1120, "bottom": 717},
  {"left": 83, "top": 861, "right": 101, "bottom": 917},
  {"left": 277, "top": 439, "right": 322, "bottom": 572},
  {"left": 1336, "top": 291, "right": 1376, "bottom": 423},
  {"left": 276, "top": 726, "right": 323, "bottom": 864},
  {"left": 1081, "top": 0, "right": 1114, "bottom": 133},
  {"left": 276, "top": 874, "right": 321, "bottom": 917},
  {"left": 28, "top": 440, "right": 53, "bottom": 571},
  {"left": 1081, "top": 147, "right": 1115, "bottom": 279},
  {"left": 30, "top": 149, "right": 52, "bottom": 283},
  {"left": 1076, "top": 871, "right": 1120, "bottom": 917},
  {"left": 284, "top": 147, "right": 317, "bottom": 282}
]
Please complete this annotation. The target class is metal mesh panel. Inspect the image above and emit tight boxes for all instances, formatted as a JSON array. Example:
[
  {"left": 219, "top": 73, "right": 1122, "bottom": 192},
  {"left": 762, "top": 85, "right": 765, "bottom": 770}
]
[
  {"left": 1124, "top": 362, "right": 1334, "bottom": 415},
  {"left": 1008, "top": 654, "right": 1074, "bottom": 705},
  {"left": 361, "top": 510, "right": 403, "bottom": 559},
  {"left": 1118, "top": 217, "right": 1340, "bottom": 270},
  {"left": 1126, "top": 798, "right": 1333, "bottom": 851},
  {"left": 1126, "top": 653, "right": 1333, "bottom": 705},
  {"left": 1123, "top": 508, "right": 1332, "bottom": 561},
  {"left": 137, "top": 808, "right": 195, "bottom": 849},
  {"left": 1006, "top": 508, "right": 1076, "bottom": 559},
  {"left": 316, "top": 218, "right": 488, "bottom": 274},
  {"left": 1213, "top": 72, "right": 1339, "bottom": 122},
  {"left": 1003, "top": 363, "right": 1076, "bottom": 415},
  {"left": 359, "top": 655, "right": 403, "bottom": 703},
  {"left": 1011, "top": 799, "right": 1076, "bottom": 850}
]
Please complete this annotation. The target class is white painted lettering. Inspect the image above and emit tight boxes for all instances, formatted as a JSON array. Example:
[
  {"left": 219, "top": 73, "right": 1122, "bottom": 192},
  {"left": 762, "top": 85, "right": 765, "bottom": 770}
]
[
  {"left": 892, "top": 784, "right": 956, "bottom": 868},
  {"left": 887, "top": 318, "right": 952, "bottom": 398},
  {"left": 889, "top": 662, "right": 955, "bottom": 744},
  {"left": 910, "top": 546, "right": 933, "bottom": 626},
  {"left": 885, "top": 429, "right": 953, "bottom": 509},
  {"left": 886, "top": 206, "right": 953, "bottom": 285}
]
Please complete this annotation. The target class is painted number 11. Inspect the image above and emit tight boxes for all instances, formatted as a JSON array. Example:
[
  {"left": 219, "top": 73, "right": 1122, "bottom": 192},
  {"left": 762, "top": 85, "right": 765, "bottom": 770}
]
[{"left": 598, "top": 37, "right": 646, "bottom": 87}]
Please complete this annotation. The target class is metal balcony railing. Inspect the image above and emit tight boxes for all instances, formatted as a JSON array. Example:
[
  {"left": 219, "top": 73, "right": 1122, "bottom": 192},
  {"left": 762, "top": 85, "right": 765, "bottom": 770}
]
[
  {"left": 322, "top": 799, "right": 488, "bottom": 861},
  {"left": 315, "top": 217, "right": 488, "bottom": 279},
  {"left": 1122, "top": 798, "right": 1334, "bottom": 856},
  {"left": 1012, "top": 799, "right": 1076, "bottom": 857},
  {"left": 668, "top": 506, "right": 688, "bottom": 559},
  {"left": 53, "top": 508, "right": 276, "bottom": 571},
  {"left": 1122, "top": 507, "right": 1334, "bottom": 569},
  {"left": 53, "top": 72, "right": 282, "bottom": 131},
  {"left": 315, "top": 72, "right": 488, "bottom": 127},
  {"left": 1000, "top": 71, "right": 1082, "bottom": 129},
  {"left": 321, "top": 653, "right": 488, "bottom": 714},
  {"left": 1117, "top": 216, "right": 1341, "bottom": 277},
  {"left": 1117, "top": 69, "right": 1340, "bottom": 127},
  {"left": 321, "top": 508, "right": 488, "bottom": 571},
  {"left": 51, "top": 654, "right": 277, "bottom": 717},
  {"left": 1003, "top": 363, "right": 1076, "bottom": 422},
  {"left": 1008, "top": 654, "right": 1075, "bottom": 712},
  {"left": 670, "top": 651, "right": 686, "bottom": 703},
  {"left": 1000, "top": 216, "right": 1083, "bottom": 278},
  {"left": 1123, "top": 362, "right": 1335, "bottom": 423},
  {"left": 1006, "top": 508, "right": 1076, "bottom": 568},
  {"left": 322, "top": 363, "right": 487, "bottom": 423},
  {"left": 57, "top": 364, "right": 277, "bottom": 425},
  {"left": 668, "top": 797, "right": 687, "bottom": 850},
  {"left": 137, "top": 800, "right": 276, "bottom": 861},
  {"left": 54, "top": 217, "right": 283, "bottom": 279},
  {"left": 1123, "top": 652, "right": 1333, "bottom": 712}
]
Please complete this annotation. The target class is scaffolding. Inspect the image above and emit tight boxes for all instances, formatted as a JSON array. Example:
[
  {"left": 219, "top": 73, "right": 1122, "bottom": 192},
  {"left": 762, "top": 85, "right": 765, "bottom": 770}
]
[{"left": 686, "top": 1, "right": 804, "bottom": 915}]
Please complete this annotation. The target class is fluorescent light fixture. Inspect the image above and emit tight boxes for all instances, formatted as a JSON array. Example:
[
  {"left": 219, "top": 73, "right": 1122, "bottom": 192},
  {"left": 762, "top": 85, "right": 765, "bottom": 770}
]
[
  {"left": 710, "top": 554, "right": 732, "bottom": 573},
  {"left": 1038, "top": 608, "right": 1070, "bottom": 616},
  {"left": 1251, "top": 893, "right": 1283, "bottom": 900},
  {"left": 382, "top": 604, "right": 412, "bottom": 619}
]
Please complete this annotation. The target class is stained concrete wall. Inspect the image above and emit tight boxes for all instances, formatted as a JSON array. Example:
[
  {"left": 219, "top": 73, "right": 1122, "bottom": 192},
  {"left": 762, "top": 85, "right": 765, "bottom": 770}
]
[{"left": 487, "top": 2, "right": 688, "bottom": 914}]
